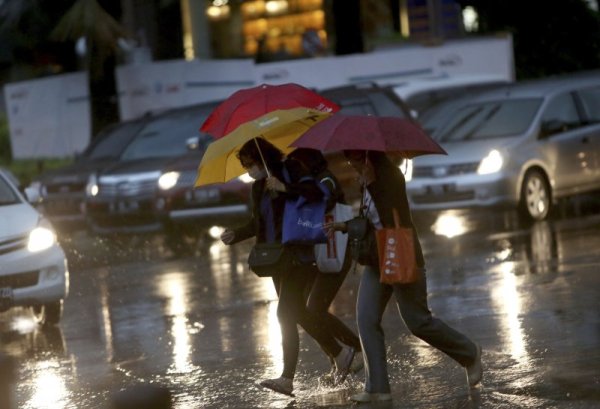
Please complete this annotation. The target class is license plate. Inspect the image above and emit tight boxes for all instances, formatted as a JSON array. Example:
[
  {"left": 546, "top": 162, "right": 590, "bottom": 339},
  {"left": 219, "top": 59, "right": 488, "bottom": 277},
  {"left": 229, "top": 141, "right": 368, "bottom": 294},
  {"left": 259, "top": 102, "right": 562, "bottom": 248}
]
[
  {"left": 0, "top": 287, "right": 13, "bottom": 310},
  {"left": 0, "top": 287, "right": 13, "bottom": 299},
  {"left": 426, "top": 184, "right": 456, "bottom": 195},
  {"left": 186, "top": 188, "right": 220, "bottom": 204},
  {"left": 109, "top": 200, "right": 140, "bottom": 213}
]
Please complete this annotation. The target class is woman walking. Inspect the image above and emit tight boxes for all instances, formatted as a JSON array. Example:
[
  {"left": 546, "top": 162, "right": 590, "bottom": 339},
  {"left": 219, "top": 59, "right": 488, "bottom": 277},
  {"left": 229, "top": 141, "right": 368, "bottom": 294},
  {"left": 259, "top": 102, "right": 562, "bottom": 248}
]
[
  {"left": 286, "top": 149, "right": 363, "bottom": 382},
  {"left": 220, "top": 138, "right": 355, "bottom": 396},
  {"left": 327, "top": 150, "right": 483, "bottom": 403}
]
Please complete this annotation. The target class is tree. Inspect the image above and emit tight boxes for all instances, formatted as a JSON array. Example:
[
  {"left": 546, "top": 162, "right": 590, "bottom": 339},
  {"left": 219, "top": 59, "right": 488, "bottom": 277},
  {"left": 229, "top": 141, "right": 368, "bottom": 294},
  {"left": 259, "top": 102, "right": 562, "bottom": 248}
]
[
  {"left": 331, "top": 0, "right": 364, "bottom": 55},
  {"left": 456, "top": 0, "right": 600, "bottom": 79},
  {"left": 0, "top": 0, "right": 127, "bottom": 136},
  {"left": 51, "top": 0, "right": 127, "bottom": 135}
]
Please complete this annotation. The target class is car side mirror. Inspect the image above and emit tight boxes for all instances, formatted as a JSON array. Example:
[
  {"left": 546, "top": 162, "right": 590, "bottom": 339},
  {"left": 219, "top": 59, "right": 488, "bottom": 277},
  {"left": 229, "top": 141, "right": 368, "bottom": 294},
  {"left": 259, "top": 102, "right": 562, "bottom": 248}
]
[
  {"left": 23, "top": 182, "right": 42, "bottom": 203},
  {"left": 540, "top": 119, "right": 565, "bottom": 138},
  {"left": 186, "top": 136, "right": 200, "bottom": 151}
]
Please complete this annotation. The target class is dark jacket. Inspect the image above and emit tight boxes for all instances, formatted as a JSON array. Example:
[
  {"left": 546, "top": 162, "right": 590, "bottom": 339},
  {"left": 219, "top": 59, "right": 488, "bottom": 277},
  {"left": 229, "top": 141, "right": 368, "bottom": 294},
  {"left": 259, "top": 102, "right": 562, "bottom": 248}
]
[{"left": 365, "top": 155, "right": 425, "bottom": 268}]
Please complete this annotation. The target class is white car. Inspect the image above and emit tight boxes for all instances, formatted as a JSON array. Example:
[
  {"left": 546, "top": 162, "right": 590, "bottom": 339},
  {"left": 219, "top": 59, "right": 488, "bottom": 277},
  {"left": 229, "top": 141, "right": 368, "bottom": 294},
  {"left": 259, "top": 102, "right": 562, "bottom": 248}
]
[{"left": 0, "top": 168, "right": 69, "bottom": 326}]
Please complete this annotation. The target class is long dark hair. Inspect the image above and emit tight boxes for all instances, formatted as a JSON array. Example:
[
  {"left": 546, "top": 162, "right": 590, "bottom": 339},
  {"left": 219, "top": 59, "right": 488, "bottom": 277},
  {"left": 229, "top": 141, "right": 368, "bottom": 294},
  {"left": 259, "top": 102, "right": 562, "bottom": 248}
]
[
  {"left": 237, "top": 137, "right": 284, "bottom": 170},
  {"left": 287, "top": 148, "right": 328, "bottom": 175}
]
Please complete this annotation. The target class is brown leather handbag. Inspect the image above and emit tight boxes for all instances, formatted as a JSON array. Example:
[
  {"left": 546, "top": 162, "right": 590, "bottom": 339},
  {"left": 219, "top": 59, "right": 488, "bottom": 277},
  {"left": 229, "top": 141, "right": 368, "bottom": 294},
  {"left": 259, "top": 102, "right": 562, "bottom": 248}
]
[{"left": 375, "top": 209, "right": 420, "bottom": 284}]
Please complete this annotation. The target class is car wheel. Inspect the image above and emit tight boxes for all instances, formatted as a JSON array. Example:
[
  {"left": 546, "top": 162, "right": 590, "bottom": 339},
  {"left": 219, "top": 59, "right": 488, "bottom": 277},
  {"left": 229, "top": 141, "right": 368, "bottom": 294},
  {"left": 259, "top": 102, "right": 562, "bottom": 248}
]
[
  {"left": 519, "top": 169, "right": 551, "bottom": 221},
  {"left": 31, "top": 300, "right": 63, "bottom": 327}
]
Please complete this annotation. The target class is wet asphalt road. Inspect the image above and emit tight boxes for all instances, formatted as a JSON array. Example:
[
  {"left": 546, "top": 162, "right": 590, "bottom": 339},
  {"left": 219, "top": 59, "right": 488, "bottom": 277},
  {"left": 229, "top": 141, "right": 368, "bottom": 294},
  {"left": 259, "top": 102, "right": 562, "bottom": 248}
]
[{"left": 1, "top": 205, "right": 600, "bottom": 409}]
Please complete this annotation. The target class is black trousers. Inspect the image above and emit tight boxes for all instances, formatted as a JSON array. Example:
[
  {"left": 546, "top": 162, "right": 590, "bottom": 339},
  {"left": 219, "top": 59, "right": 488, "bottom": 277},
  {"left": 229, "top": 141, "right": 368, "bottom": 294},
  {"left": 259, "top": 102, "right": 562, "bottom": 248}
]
[
  {"left": 272, "top": 265, "right": 342, "bottom": 379},
  {"left": 305, "top": 260, "right": 362, "bottom": 353}
]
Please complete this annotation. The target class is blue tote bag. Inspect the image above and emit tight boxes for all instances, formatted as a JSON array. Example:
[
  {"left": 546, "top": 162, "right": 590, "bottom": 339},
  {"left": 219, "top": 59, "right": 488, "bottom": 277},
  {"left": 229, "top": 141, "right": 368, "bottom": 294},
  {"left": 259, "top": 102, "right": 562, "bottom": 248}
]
[{"left": 282, "top": 179, "right": 329, "bottom": 245}]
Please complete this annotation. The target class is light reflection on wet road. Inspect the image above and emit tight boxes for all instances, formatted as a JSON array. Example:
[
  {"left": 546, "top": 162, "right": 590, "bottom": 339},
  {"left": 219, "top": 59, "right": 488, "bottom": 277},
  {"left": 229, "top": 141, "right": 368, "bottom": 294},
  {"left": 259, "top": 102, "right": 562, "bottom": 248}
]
[{"left": 1, "top": 208, "right": 599, "bottom": 408}]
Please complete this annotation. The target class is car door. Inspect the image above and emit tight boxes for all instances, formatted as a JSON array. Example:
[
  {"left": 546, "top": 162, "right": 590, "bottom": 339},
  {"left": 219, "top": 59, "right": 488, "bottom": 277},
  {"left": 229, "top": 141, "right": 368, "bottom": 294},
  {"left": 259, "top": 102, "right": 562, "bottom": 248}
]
[
  {"left": 574, "top": 85, "right": 600, "bottom": 186},
  {"left": 538, "top": 92, "right": 592, "bottom": 194}
]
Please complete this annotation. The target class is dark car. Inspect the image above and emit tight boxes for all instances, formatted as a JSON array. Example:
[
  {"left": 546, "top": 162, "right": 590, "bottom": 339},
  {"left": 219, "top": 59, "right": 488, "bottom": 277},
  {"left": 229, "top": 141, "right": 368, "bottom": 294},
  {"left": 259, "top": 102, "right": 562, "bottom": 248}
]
[
  {"left": 32, "top": 119, "right": 148, "bottom": 232},
  {"left": 155, "top": 156, "right": 252, "bottom": 253},
  {"left": 83, "top": 100, "right": 253, "bottom": 253}
]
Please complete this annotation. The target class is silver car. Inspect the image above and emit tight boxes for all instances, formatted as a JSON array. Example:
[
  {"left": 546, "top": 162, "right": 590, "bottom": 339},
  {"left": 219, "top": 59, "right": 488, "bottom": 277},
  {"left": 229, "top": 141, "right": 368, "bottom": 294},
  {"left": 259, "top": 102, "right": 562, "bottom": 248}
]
[{"left": 406, "top": 72, "right": 600, "bottom": 221}]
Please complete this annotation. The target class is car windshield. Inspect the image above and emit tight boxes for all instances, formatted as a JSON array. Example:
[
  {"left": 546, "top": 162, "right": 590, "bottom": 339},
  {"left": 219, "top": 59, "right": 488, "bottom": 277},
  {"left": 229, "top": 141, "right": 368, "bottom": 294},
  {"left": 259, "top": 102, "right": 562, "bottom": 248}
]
[
  {"left": 86, "top": 121, "right": 146, "bottom": 160},
  {"left": 433, "top": 98, "right": 542, "bottom": 142},
  {"left": 0, "top": 173, "right": 21, "bottom": 206},
  {"left": 119, "top": 105, "right": 216, "bottom": 161}
]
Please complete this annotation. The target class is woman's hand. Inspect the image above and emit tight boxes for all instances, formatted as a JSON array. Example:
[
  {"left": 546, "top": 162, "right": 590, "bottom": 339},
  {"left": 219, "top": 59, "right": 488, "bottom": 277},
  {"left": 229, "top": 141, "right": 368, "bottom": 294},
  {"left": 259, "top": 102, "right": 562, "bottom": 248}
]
[
  {"left": 220, "top": 229, "right": 235, "bottom": 245},
  {"left": 323, "top": 221, "right": 347, "bottom": 238},
  {"left": 266, "top": 176, "right": 287, "bottom": 192}
]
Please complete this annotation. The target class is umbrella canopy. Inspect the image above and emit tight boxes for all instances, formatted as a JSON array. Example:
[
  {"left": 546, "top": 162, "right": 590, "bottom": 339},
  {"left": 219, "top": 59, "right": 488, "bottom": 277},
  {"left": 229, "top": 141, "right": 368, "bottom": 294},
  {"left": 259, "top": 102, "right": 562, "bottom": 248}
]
[
  {"left": 200, "top": 83, "right": 339, "bottom": 138},
  {"left": 195, "top": 107, "right": 331, "bottom": 186},
  {"left": 290, "top": 114, "right": 447, "bottom": 158}
]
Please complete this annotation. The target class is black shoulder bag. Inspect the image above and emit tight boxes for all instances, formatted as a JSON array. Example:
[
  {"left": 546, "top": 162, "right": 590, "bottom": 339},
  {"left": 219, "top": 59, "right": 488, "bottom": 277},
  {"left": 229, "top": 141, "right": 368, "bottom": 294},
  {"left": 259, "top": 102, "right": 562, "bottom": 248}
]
[{"left": 346, "top": 187, "right": 377, "bottom": 266}]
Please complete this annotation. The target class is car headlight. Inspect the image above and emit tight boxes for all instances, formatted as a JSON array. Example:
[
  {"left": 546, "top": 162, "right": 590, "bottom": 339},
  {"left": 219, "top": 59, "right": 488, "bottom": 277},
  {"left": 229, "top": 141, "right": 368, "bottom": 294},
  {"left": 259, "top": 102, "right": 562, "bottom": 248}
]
[
  {"left": 477, "top": 149, "right": 503, "bottom": 175},
  {"left": 398, "top": 159, "right": 413, "bottom": 182},
  {"left": 27, "top": 219, "right": 57, "bottom": 252},
  {"left": 158, "top": 171, "right": 180, "bottom": 190},
  {"left": 238, "top": 173, "right": 254, "bottom": 183},
  {"left": 86, "top": 174, "right": 99, "bottom": 197}
]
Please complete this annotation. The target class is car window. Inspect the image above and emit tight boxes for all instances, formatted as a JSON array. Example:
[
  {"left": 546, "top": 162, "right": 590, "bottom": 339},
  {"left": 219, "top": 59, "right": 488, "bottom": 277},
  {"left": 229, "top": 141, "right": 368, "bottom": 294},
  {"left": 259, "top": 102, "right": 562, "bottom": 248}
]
[
  {"left": 337, "top": 102, "right": 376, "bottom": 115},
  {"left": 419, "top": 97, "right": 470, "bottom": 136},
  {"left": 540, "top": 93, "right": 581, "bottom": 135},
  {"left": 120, "top": 105, "right": 216, "bottom": 161},
  {"left": 576, "top": 86, "right": 600, "bottom": 123},
  {"left": 367, "top": 92, "right": 409, "bottom": 117},
  {"left": 435, "top": 98, "right": 542, "bottom": 142},
  {"left": 86, "top": 121, "right": 146, "bottom": 160},
  {"left": 0, "top": 173, "right": 21, "bottom": 205}
]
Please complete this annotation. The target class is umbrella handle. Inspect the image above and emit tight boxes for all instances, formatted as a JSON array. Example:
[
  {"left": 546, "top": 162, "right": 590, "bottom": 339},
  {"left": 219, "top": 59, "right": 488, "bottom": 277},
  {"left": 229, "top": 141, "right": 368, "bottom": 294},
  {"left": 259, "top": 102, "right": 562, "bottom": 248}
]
[{"left": 253, "top": 137, "right": 271, "bottom": 178}]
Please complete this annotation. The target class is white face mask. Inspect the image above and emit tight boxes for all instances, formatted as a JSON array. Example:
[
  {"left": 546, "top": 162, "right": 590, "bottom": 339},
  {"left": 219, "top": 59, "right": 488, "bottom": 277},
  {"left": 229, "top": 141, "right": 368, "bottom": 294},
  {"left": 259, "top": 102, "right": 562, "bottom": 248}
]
[{"left": 248, "top": 165, "right": 267, "bottom": 180}]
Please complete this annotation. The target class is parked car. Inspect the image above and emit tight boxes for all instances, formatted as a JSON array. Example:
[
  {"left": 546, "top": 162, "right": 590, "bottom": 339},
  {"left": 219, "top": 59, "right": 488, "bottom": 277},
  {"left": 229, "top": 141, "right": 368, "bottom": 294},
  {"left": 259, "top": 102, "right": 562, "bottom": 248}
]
[
  {"left": 405, "top": 72, "right": 600, "bottom": 221},
  {"left": 155, "top": 156, "right": 252, "bottom": 253},
  {"left": 392, "top": 73, "right": 510, "bottom": 118},
  {"left": 33, "top": 117, "right": 148, "bottom": 232},
  {"left": 84, "top": 100, "right": 254, "bottom": 253},
  {"left": 0, "top": 168, "right": 69, "bottom": 326}
]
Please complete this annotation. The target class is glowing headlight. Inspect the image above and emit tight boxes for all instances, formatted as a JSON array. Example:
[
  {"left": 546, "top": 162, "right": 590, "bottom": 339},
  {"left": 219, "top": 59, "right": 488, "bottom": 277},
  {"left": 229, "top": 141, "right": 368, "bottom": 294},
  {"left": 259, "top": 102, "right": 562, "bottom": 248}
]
[
  {"left": 158, "top": 171, "right": 180, "bottom": 190},
  {"left": 86, "top": 174, "right": 99, "bottom": 197},
  {"left": 238, "top": 173, "right": 254, "bottom": 183},
  {"left": 477, "top": 149, "right": 503, "bottom": 175},
  {"left": 398, "top": 159, "right": 413, "bottom": 182},
  {"left": 27, "top": 220, "right": 56, "bottom": 252},
  {"left": 208, "top": 226, "right": 225, "bottom": 239}
]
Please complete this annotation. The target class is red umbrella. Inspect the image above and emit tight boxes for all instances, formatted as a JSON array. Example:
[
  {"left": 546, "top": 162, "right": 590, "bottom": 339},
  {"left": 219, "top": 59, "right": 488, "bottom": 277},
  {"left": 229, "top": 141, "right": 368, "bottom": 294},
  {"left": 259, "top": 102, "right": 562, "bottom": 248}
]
[
  {"left": 200, "top": 83, "right": 339, "bottom": 138},
  {"left": 290, "top": 114, "right": 447, "bottom": 158}
]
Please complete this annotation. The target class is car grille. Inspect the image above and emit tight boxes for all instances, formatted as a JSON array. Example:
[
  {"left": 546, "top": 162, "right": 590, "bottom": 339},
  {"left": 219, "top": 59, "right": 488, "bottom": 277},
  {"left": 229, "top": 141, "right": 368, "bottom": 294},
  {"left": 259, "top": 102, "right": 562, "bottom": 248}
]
[
  {"left": 0, "top": 271, "right": 39, "bottom": 288},
  {"left": 98, "top": 179, "right": 157, "bottom": 198},
  {"left": 0, "top": 235, "right": 28, "bottom": 256},
  {"left": 46, "top": 182, "right": 86, "bottom": 194},
  {"left": 413, "top": 163, "right": 479, "bottom": 178}
]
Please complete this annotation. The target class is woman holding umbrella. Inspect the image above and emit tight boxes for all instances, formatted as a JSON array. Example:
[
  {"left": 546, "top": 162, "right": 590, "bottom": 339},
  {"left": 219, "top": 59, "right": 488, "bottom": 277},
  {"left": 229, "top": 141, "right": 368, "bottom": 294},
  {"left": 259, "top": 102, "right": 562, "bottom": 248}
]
[
  {"left": 326, "top": 150, "right": 483, "bottom": 403},
  {"left": 220, "top": 138, "right": 356, "bottom": 396}
]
